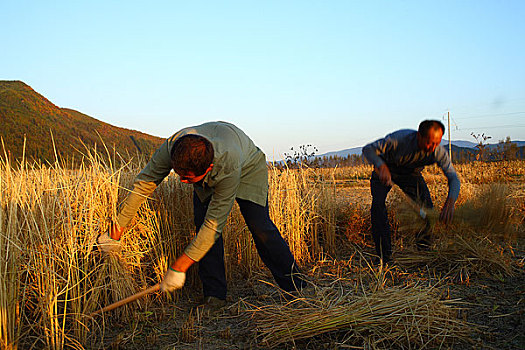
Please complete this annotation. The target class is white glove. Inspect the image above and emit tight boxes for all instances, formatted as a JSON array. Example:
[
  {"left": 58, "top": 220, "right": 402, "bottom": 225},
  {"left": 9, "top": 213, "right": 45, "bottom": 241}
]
[
  {"left": 160, "top": 267, "right": 186, "bottom": 292},
  {"left": 97, "top": 231, "right": 122, "bottom": 253}
]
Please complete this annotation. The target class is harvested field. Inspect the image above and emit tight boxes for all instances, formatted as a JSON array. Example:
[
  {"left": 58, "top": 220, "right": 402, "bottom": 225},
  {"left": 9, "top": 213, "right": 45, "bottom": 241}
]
[{"left": 1, "top": 158, "right": 524, "bottom": 349}]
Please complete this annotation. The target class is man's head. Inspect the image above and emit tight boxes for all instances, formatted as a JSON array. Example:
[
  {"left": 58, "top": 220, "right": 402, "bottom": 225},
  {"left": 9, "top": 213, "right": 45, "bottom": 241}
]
[
  {"left": 171, "top": 134, "right": 214, "bottom": 184},
  {"left": 417, "top": 120, "right": 445, "bottom": 153}
]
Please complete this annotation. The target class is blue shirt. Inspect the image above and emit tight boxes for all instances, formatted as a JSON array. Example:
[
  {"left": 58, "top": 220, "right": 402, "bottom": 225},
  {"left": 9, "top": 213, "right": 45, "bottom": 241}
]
[{"left": 362, "top": 129, "right": 460, "bottom": 200}]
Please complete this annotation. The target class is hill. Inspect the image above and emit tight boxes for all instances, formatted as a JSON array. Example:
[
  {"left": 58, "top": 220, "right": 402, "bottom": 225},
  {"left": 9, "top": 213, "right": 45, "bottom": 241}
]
[
  {"left": 316, "top": 140, "right": 525, "bottom": 160},
  {"left": 0, "top": 81, "right": 164, "bottom": 163},
  {"left": 318, "top": 147, "right": 362, "bottom": 158},
  {"left": 315, "top": 141, "right": 481, "bottom": 159},
  {"left": 440, "top": 139, "right": 525, "bottom": 149}
]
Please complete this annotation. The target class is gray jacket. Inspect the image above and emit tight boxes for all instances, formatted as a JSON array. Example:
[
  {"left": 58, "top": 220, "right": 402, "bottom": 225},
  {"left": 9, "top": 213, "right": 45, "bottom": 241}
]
[{"left": 362, "top": 129, "right": 460, "bottom": 200}]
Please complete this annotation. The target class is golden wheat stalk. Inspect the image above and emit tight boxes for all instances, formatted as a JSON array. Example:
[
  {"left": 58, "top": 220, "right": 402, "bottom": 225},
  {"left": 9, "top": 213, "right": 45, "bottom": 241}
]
[
  {"left": 396, "top": 232, "right": 516, "bottom": 278},
  {"left": 246, "top": 284, "right": 472, "bottom": 349}
]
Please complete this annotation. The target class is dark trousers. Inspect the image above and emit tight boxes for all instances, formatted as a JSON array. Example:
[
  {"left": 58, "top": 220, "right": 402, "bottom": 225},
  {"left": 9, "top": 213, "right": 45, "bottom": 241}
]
[
  {"left": 193, "top": 193, "right": 305, "bottom": 300},
  {"left": 370, "top": 171, "right": 433, "bottom": 261}
]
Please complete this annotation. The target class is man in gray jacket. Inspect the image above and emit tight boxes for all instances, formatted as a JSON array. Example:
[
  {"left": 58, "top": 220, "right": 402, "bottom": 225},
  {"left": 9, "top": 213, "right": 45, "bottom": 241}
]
[
  {"left": 362, "top": 120, "right": 460, "bottom": 264},
  {"left": 98, "top": 121, "right": 305, "bottom": 307}
]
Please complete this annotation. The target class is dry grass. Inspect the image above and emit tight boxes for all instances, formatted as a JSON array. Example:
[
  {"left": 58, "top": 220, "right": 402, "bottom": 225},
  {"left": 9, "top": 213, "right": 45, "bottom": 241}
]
[
  {"left": 453, "top": 160, "right": 525, "bottom": 184},
  {"left": 0, "top": 158, "right": 24, "bottom": 350},
  {"left": 395, "top": 232, "right": 516, "bottom": 280},
  {"left": 394, "top": 183, "right": 521, "bottom": 279},
  {"left": 269, "top": 166, "right": 338, "bottom": 261},
  {"left": 246, "top": 281, "right": 472, "bottom": 349},
  {"left": 0, "top": 154, "right": 340, "bottom": 348},
  {"left": 179, "top": 308, "right": 203, "bottom": 343},
  {"left": 1, "top": 152, "right": 524, "bottom": 349},
  {"left": 0, "top": 152, "right": 163, "bottom": 349}
]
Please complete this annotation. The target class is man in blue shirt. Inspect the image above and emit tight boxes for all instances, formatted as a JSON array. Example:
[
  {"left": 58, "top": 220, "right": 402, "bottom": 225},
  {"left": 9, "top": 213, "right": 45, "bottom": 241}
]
[{"left": 362, "top": 120, "right": 460, "bottom": 264}]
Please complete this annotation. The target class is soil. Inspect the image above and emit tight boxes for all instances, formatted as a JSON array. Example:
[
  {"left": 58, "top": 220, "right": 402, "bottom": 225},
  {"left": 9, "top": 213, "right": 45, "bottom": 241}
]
[
  {"left": 91, "top": 255, "right": 524, "bottom": 350},
  {"left": 91, "top": 181, "right": 525, "bottom": 350}
]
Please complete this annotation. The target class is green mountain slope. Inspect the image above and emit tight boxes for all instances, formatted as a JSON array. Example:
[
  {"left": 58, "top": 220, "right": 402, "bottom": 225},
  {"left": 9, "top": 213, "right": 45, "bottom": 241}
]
[{"left": 0, "top": 80, "right": 164, "bottom": 163}]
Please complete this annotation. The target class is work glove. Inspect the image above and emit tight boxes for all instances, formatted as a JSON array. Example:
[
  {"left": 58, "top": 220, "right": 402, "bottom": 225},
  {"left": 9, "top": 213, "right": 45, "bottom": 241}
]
[
  {"left": 160, "top": 267, "right": 186, "bottom": 292},
  {"left": 97, "top": 231, "right": 122, "bottom": 253}
]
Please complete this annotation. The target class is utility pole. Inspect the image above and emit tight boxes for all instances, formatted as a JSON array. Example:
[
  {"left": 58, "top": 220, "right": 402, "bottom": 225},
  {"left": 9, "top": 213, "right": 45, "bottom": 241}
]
[{"left": 448, "top": 111, "right": 452, "bottom": 162}]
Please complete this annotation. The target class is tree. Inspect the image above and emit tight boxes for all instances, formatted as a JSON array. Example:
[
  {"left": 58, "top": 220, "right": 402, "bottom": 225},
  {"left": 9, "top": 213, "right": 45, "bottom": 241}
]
[
  {"left": 284, "top": 144, "right": 319, "bottom": 168},
  {"left": 497, "top": 136, "right": 518, "bottom": 161},
  {"left": 471, "top": 132, "right": 491, "bottom": 161}
]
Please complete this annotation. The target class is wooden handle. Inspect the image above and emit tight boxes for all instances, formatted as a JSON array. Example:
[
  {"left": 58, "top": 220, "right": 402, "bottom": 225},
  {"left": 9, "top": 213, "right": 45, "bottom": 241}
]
[
  {"left": 89, "top": 283, "right": 160, "bottom": 317},
  {"left": 400, "top": 190, "right": 427, "bottom": 219}
]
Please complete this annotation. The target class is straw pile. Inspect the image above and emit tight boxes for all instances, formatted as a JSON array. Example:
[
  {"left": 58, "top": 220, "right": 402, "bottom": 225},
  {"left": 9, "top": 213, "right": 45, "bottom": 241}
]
[
  {"left": 246, "top": 284, "right": 471, "bottom": 349},
  {"left": 393, "top": 184, "right": 518, "bottom": 277},
  {"left": 395, "top": 232, "right": 516, "bottom": 279},
  {"left": 397, "top": 183, "right": 518, "bottom": 237}
]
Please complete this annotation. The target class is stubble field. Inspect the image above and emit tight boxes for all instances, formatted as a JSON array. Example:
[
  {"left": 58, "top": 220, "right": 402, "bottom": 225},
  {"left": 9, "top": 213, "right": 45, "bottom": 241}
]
[{"left": 1, "top": 157, "right": 523, "bottom": 349}]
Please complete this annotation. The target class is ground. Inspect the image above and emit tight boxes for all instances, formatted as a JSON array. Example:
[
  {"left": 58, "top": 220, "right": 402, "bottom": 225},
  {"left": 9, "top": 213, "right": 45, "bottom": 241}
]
[
  {"left": 94, "top": 255, "right": 524, "bottom": 350},
  {"left": 93, "top": 181, "right": 524, "bottom": 350}
]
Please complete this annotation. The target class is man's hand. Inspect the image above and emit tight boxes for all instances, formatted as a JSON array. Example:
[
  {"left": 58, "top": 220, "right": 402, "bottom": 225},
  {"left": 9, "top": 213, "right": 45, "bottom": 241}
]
[
  {"left": 160, "top": 267, "right": 186, "bottom": 292},
  {"left": 376, "top": 164, "right": 393, "bottom": 186},
  {"left": 440, "top": 197, "right": 455, "bottom": 224},
  {"left": 97, "top": 231, "right": 122, "bottom": 253},
  {"left": 159, "top": 253, "right": 194, "bottom": 292}
]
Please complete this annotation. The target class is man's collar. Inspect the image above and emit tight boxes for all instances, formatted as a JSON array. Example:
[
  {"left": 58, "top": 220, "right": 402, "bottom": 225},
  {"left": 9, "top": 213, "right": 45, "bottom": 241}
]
[{"left": 201, "top": 167, "right": 214, "bottom": 185}]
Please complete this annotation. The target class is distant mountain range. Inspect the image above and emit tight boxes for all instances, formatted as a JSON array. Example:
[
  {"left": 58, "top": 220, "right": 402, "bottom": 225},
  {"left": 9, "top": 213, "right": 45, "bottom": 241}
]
[
  {"left": 0, "top": 81, "right": 164, "bottom": 163},
  {"left": 316, "top": 140, "right": 525, "bottom": 159}
]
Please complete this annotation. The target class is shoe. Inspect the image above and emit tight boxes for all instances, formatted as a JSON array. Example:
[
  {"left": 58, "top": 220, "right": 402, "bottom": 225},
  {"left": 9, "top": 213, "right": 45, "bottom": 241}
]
[
  {"left": 416, "top": 241, "right": 431, "bottom": 251},
  {"left": 416, "top": 237, "right": 432, "bottom": 251},
  {"left": 282, "top": 285, "right": 313, "bottom": 302},
  {"left": 199, "top": 296, "right": 227, "bottom": 314},
  {"left": 372, "top": 256, "right": 396, "bottom": 269},
  {"left": 416, "top": 220, "right": 432, "bottom": 251}
]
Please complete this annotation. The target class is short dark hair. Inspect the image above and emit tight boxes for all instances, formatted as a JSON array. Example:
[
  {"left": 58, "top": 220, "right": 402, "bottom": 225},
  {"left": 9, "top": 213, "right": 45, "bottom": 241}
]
[
  {"left": 418, "top": 120, "right": 445, "bottom": 137},
  {"left": 170, "top": 134, "right": 214, "bottom": 176}
]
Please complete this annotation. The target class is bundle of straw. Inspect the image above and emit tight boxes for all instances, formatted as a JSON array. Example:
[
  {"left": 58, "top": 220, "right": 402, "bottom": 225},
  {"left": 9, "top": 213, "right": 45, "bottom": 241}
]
[
  {"left": 396, "top": 183, "right": 516, "bottom": 241},
  {"left": 395, "top": 231, "right": 516, "bottom": 278},
  {"left": 393, "top": 184, "right": 517, "bottom": 278},
  {"left": 396, "top": 205, "right": 439, "bottom": 240},
  {"left": 246, "top": 284, "right": 471, "bottom": 349},
  {"left": 453, "top": 183, "right": 517, "bottom": 238}
]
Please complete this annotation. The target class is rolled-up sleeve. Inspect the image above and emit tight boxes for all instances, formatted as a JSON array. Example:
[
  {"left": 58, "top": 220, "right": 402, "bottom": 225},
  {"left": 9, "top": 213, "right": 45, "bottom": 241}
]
[
  {"left": 184, "top": 169, "right": 241, "bottom": 261},
  {"left": 116, "top": 140, "right": 172, "bottom": 227},
  {"left": 116, "top": 180, "right": 158, "bottom": 228}
]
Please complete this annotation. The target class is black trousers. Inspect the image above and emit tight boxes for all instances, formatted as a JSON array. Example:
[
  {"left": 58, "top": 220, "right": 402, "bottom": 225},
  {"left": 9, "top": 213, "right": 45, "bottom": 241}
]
[
  {"left": 193, "top": 192, "right": 305, "bottom": 300},
  {"left": 370, "top": 171, "right": 433, "bottom": 261}
]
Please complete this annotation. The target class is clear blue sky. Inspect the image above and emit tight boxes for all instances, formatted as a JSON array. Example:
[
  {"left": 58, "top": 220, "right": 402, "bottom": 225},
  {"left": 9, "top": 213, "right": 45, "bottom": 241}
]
[{"left": 2, "top": 1, "right": 525, "bottom": 159}]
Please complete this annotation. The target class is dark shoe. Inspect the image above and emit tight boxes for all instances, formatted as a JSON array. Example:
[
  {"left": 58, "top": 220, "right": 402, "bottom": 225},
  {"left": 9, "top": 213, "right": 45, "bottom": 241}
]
[
  {"left": 290, "top": 273, "right": 309, "bottom": 291},
  {"left": 416, "top": 232, "right": 432, "bottom": 251},
  {"left": 373, "top": 254, "right": 391, "bottom": 265},
  {"left": 372, "top": 255, "right": 395, "bottom": 269},
  {"left": 416, "top": 220, "right": 432, "bottom": 251},
  {"left": 199, "top": 296, "right": 227, "bottom": 315},
  {"left": 416, "top": 240, "right": 431, "bottom": 251},
  {"left": 282, "top": 281, "right": 315, "bottom": 302}
]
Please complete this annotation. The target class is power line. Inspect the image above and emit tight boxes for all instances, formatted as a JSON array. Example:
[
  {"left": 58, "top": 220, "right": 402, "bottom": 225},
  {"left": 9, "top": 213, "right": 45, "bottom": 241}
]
[
  {"left": 446, "top": 97, "right": 525, "bottom": 114},
  {"left": 457, "top": 124, "right": 525, "bottom": 131},
  {"left": 454, "top": 111, "right": 525, "bottom": 120}
]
